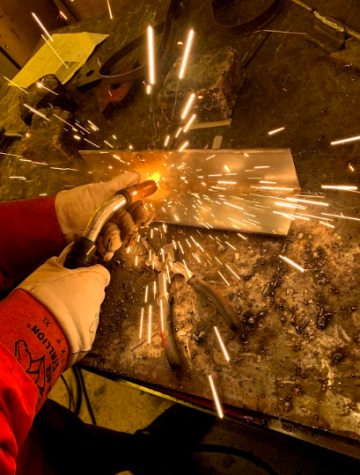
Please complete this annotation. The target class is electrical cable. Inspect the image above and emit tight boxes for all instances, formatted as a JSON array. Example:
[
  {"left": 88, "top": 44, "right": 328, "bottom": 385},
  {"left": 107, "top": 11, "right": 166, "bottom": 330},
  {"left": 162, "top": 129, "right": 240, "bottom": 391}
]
[
  {"left": 60, "top": 374, "right": 73, "bottom": 411},
  {"left": 192, "top": 444, "right": 279, "bottom": 475},
  {"left": 72, "top": 367, "right": 83, "bottom": 416},
  {"left": 78, "top": 367, "right": 97, "bottom": 425}
]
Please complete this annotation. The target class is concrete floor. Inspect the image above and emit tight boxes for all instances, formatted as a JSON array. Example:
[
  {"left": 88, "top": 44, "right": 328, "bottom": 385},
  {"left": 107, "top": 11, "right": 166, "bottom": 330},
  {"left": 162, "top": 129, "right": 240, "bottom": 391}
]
[{"left": 49, "top": 369, "right": 360, "bottom": 474}]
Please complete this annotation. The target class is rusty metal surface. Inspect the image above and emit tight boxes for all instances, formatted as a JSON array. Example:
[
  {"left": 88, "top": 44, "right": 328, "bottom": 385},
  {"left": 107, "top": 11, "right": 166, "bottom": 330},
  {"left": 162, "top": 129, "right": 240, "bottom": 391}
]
[
  {"left": 85, "top": 214, "right": 360, "bottom": 442},
  {"left": 80, "top": 148, "right": 300, "bottom": 234}
]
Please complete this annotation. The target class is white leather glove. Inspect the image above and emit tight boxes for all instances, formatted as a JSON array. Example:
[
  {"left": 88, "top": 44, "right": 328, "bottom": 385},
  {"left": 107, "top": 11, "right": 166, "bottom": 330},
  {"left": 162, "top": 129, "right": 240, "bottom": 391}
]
[
  {"left": 56, "top": 172, "right": 154, "bottom": 261},
  {"left": 17, "top": 245, "right": 110, "bottom": 367}
]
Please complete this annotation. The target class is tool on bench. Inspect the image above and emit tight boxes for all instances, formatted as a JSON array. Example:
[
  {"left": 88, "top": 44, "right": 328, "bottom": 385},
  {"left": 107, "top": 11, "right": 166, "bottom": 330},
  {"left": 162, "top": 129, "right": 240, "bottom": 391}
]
[
  {"left": 143, "top": 240, "right": 240, "bottom": 369},
  {"left": 64, "top": 180, "right": 158, "bottom": 269},
  {"left": 76, "top": 0, "right": 283, "bottom": 110}
]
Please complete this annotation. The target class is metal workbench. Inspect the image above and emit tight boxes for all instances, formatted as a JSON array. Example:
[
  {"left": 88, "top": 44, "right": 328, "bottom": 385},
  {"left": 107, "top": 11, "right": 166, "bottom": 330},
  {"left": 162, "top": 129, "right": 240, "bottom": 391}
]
[{"left": 1, "top": 0, "right": 360, "bottom": 458}]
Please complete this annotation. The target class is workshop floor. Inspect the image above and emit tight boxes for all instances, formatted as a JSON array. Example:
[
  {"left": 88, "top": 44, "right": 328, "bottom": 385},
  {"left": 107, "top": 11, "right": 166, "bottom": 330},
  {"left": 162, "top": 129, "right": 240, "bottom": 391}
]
[{"left": 49, "top": 370, "right": 360, "bottom": 475}]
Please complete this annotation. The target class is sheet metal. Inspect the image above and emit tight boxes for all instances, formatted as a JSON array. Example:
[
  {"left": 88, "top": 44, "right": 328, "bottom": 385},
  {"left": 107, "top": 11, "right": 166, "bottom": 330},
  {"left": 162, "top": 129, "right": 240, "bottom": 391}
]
[{"left": 80, "top": 149, "right": 300, "bottom": 235}]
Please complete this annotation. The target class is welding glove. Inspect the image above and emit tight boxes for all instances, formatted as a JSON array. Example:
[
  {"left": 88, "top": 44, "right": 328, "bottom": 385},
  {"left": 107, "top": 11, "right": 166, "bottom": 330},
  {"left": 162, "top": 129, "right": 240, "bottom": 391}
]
[
  {"left": 17, "top": 245, "right": 110, "bottom": 367},
  {"left": 55, "top": 172, "right": 154, "bottom": 262}
]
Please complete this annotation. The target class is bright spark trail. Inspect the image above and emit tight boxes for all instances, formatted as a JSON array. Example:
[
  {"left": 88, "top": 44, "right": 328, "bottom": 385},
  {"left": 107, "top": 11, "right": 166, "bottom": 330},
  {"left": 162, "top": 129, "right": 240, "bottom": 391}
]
[
  {"left": 179, "top": 29, "right": 194, "bottom": 79},
  {"left": 279, "top": 255, "right": 305, "bottom": 273},
  {"left": 208, "top": 375, "right": 224, "bottom": 419},
  {"left": 147, "top": 26, "right": 155, "bottom": 85}
]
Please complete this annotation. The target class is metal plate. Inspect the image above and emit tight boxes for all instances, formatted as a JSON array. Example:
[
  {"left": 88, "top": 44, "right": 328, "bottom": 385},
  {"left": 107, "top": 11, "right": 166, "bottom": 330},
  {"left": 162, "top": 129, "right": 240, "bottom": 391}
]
[{"left": 80, "top": 149, "right": 300, "bottom": 235}]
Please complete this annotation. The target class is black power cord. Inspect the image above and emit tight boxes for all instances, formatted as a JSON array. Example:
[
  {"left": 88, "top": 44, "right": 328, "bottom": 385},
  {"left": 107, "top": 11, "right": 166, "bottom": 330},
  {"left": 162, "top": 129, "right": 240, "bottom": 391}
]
[
  {"left": 77, "top": 367, "right": 97, "bottom": 425},
  {"left": 60, "top": 374, "right": 73, "bottom": 411},
  {"left": 72, "top": 367, "right": 83, "bottom": 417},
  {"left": 192, "top": 444, "right": 279, "bottom": 475}
]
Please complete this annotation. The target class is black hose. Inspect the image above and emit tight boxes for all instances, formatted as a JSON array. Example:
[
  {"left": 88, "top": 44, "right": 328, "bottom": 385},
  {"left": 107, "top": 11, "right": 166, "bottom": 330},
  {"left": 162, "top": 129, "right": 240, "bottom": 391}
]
[
  {"left": 60, "top": 374, "right": 73, "bottom": 411},
  {"left": 72, "top": 367, "right": 82, "bottom": 416},
  {"left": 77, "top": 367, "right": 97, "bottom": 425},
  {"left": 192, "top": 444, "right": 278, "bottom": 475}
]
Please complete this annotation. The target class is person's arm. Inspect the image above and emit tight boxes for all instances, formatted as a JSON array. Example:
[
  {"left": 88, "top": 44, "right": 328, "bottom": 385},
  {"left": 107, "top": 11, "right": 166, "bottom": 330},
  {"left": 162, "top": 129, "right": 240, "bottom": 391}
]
[
  {"left": 0, "top": 250, "right": 109, "bottom": 474},
  {"left": 0, "top": 171, "right": 151, "bottom": 292},
  {"left": 0, "top": 289, "right": 69, "bottom": 474},
  {"left": 0, "top": 196, "right": 66, "bottom": 291}
]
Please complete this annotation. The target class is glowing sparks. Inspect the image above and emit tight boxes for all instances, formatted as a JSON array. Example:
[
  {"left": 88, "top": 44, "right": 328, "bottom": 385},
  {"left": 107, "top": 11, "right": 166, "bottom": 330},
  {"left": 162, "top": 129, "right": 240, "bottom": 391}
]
[
  {"left": 175, "top": 127, "right": 182, "bottom": 138},
  {"left": 107, "top": 0, "right": 113, "bottom": 19},
  {"left": 153, "top": 281, "right": 157, "bottom": 300},
  {"left": 206, "top": 154, "right": 216, "bottom": 160},
  {"left": 146, "top": 84, "right": 152, "bottom": 95},
  {"left": 296, "top": 212, "right": 333, "bottom": 221},
  {"left": 3, "top": 76, "right": 28, "bottom": 93},
  {"left": 349, "top": 163, "right": 355, "bottom": 172},
  {"left": 183, "top": 114, "right": 196, "bottom": 132},
  {"left": 36, "top": 81, "right": 58, "bottom": 95},
  {"left": 275, "top": 202, "right": 306, "bottom": 210},
  {"left": 279, "top": 255, "right": 305, "bottom": 273},
  {"left": 186, "top": 339, "right": 191, "bottom": 359},
  {"left": 164, "top": 135, "right": 170, "bottom": 147},
  {"left": 147, "top": 26, "right": 155, "bottom": 85},
  {"left": 225, "top": 264, "right": 240, "bottom": 280},
  {"left": 286, "top": 197, "right": 328, "bottom": 207},
  {"left": 224, "top": 241, "right": 237, "bottom": 251},
  {"left": 59, "top": 10, "right": 68, "bottom": 20},
  {"left": 181, "top": 93, "right": 195, "bottom": 119},
  {"left": 218, "top": 271, "right": 230, "bottom": 286},
  {"left": 160, "top": 299, "right": 164, "bottom": 332},
  {"left": 9, "top": 176, "right": 26, "bottom": 180},
  {"left": 135, "top": 256, "right": 138, "bottom": 267},
  {"left": 41, "top": 34, "right": 68, "bottom": 68},
  {"left": 83, "top": 138, "right": 100, "bottom": 148},
  {"left": 178, "top": 141, "right": 189, "bottom": 152},
  {"left": 88, "top": 120, "right": 99, "bottom": 131},
  {"left": 224, "top": 165, "right": 230, "bottom": 173},
  {"left": 321, "top": 212, "right": 360, "bottom": 222},
  {"left": 23, "top": 104, "right": 49, "bottom": 121},
  {"left": 139, "top": 308, "right": 144, "bottom": 338},
  {"left": 32, "top": 12, "right": 53, "bottom": 41},
  {"left": 112, "top": 154, "right": 125, "bottom": 163},
  {"left": 320, "top": 221, "right": 335, "bottom": 228},
  {"left": 322, "top": 185, "right": 357, "bottom": 191},
  {"left": 237, "top": 233, "right": 248, "bottom": 241},
  {"left": 179, "top": 29, "right": 194, "bottom": 79},
  {"left": 208, "top": 375, "right": 224, "bottom": 419},
  {"left": 251, "top": 186, "right": 294, "bottom": 191},
  {"left": 224, "top": 202, "right": 243, "bottom": 211},
  {"left": 53, "top": 113, "right": 76, "bottom": 130},
  {"left": 331, "top": 135, "right": 360, "bottom": 146},
  {"left": 145, "top": 285, "right": 149, "bottom": 303},
  {"left": 214, "top": 326, "right": 230, "bottom": 362},
  {"left": 148, "top": 305, "right": 152, "bottom": 344},
  {"left": 268, "top": 126, "right": 285, "bottom": 135}
]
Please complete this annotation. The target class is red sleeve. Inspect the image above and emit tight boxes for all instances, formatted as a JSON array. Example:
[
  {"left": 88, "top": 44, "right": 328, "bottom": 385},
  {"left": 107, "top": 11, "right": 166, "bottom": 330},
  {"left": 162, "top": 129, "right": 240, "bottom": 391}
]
[
  {"left": 0, "top": 289, "right": 69, "bottom": 475},
  {"left": 0, "top": 196, "right": 66, "bottom": 291}
]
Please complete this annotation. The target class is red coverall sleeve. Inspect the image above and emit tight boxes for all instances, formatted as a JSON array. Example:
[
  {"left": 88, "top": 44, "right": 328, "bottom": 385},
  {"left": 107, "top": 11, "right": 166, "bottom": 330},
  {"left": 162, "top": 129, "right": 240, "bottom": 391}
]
[
  {"left": 0, "top": 196, "right": 66, "bottom": 291},
  {"left": 0, "top": 196, "right": 70, "bottom": 474}
]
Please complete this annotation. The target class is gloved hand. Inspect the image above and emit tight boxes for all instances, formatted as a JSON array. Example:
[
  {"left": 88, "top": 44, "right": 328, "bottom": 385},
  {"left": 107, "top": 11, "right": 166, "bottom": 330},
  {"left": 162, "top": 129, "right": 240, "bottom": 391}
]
[
  {"left": 55, "top": 172, "right": 154, "bottom": 261},
  {"left": 17, "top": 245, "right": 110, "bottom": 367}
]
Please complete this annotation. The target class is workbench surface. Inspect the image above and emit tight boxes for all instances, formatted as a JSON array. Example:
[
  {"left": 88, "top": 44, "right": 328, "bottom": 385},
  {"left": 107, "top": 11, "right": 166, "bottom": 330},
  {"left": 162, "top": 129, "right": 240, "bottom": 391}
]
[{"left": 1, "top": 0, "right": 360, "bottom": 451}]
